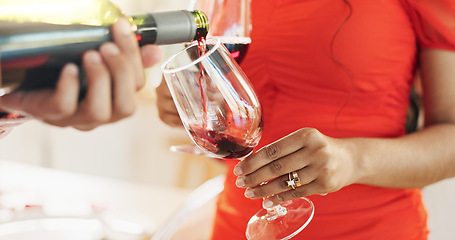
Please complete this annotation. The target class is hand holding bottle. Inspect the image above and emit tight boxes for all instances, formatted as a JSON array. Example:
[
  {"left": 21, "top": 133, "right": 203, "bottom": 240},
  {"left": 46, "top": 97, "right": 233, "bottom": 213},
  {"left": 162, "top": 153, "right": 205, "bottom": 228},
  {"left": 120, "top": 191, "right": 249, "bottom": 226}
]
[{"left": 0, "top": 18, "right": 163, "bottom": 131}]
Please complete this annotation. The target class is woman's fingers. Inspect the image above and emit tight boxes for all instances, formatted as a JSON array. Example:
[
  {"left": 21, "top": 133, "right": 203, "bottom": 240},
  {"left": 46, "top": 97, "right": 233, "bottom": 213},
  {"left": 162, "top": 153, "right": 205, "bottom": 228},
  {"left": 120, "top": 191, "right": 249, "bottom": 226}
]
[
  {"left": 141, "top": 45, "right": 163, "bottom": 68},
  {"left": 66, "top": 50, "right": 112, "bottom": 130},
  {"left": 241, "top": 166, "right": 317, "bottom": 199},
  {"left": 234, "top": 136, "right": 295, "bottom": 177},
  {"left": 111, "top": 18, "right": 145, "bottom": 90},
  {"left": 158, "top": 108, "right": 182, "bottom": 127},
  {"left": 235, "top": 150, "right": 312, "bottom": 188},
  {"left": 0, "top": 63, "right": 80, "bottom": 120},
  {"left": 262, "top": 181, "right": 324, "bottom": 208},
  {"left": 156, "top": 79, "right": 183, "bottom": 127},
  {"left": 5, "top": 50, "right": 113, "bottom": 131},
  {"left": 99, "top": 42, "right": 136, "bottom": 122},
  {"left": 234, "top": 128, "right": 324, "bottom": 177},
  {"left": 0, "top": 18, "right": 165, "bottom": 130},
  {"left": 232, "top": 128, "right": 351, "bottom": 203},
  {"left": 43, "top": 41, "right": 137, "bottom": 130},
  {"left": 49, "top": 64, "right": 80, "bottom": 118}
]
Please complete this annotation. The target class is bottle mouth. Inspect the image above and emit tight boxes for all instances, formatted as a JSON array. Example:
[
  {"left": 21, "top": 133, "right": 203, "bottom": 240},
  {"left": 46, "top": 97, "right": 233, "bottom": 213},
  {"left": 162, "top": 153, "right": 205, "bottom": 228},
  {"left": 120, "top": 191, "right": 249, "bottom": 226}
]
[{"left": 191, "top": 10, "right": 209, "bottom": 41}]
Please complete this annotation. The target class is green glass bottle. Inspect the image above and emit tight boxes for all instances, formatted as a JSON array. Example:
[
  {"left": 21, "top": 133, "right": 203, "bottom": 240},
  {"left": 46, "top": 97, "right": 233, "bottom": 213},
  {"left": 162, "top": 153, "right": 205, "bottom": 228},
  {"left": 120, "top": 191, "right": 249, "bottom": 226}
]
[{"left": 0, "top": 0, "right": 209, "bottom": 95}]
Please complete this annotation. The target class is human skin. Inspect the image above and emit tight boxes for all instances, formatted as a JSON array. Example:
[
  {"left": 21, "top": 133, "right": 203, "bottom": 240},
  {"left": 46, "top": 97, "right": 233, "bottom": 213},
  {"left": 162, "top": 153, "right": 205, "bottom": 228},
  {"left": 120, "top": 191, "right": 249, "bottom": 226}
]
[
  {"left": 232, "top": 49, "right": 455, "bottom": 208},
  {"left": 0, "top": 18, "right": 163, "bottom": 131},
  {"left": 155, "top": 77, "right": 182, "bottom": 128}
]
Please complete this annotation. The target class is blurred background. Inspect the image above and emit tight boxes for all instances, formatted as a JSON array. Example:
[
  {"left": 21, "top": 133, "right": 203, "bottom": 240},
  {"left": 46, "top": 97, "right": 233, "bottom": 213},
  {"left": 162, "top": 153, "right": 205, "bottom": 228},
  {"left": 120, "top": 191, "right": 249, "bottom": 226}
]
[
  {"left": 0, "top": 0, "right": 454, "bottom": 239},
  {"left": 0, "top": 0, "right": 226, "bottom": 190}
]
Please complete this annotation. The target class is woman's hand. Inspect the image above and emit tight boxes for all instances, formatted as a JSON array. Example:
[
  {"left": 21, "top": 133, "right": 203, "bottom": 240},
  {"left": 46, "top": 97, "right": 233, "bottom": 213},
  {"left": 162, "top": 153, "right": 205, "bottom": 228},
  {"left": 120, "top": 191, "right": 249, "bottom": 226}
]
[
  {"left": 155, "top": 79, "right": 183, "bottom": 127},
  {"left": 233, "top": 128, "right": 360, "bottom": 208},
  {"left": 0, "top": 18, "right": 163, "bottom": 131}
]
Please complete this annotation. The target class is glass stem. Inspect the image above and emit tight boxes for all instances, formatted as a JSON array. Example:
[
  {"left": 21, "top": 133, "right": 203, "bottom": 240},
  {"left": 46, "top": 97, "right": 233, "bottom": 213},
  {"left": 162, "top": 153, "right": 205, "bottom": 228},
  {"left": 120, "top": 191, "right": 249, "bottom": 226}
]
[{"left": 265, "top": 202, "right": 287, "bottom": 222}]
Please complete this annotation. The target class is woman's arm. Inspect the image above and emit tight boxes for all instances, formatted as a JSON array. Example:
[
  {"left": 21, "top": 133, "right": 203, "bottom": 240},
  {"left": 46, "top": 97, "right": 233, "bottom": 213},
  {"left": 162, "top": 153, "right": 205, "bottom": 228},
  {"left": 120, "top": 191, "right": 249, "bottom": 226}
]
[
  {"left": 233, "top": 49, "right": 455, "bottom": 207},
  {"left": 354, "top": 49, "right": 455, "bottom": 188}
]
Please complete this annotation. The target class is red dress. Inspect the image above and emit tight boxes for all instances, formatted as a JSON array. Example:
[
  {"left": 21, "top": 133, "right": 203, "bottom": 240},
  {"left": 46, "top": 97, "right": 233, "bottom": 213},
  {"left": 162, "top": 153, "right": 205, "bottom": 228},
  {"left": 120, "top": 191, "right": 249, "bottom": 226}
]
[{"left": 211, "top": 0, "right": 455, "bottom": 239}]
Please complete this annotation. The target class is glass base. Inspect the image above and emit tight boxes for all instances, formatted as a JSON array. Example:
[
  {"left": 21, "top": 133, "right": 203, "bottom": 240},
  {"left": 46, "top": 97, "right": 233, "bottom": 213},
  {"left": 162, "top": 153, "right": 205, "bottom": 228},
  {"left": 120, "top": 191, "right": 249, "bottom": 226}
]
[
  {"left": 246, "top": 198, "right": 314, "bottom": 240},
  {"left": 169, "top": 144, "right": 206, "bottom": 156}
]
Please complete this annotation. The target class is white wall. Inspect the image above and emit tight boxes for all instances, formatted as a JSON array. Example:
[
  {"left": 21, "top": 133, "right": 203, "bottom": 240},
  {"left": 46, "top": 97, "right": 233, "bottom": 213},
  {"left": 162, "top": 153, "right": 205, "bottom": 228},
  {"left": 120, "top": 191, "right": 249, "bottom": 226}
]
[{"left": 423, "top": 178, "right": 455, "bottom": 240}]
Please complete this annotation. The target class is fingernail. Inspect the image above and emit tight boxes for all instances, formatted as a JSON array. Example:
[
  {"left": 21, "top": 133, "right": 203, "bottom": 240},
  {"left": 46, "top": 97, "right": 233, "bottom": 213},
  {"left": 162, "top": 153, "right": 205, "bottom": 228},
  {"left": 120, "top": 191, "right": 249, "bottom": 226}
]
[
  {"left": 236, "top": 177, "right": 246, "bottom": 188},
  {"left": 117, "top": 18, "right": 132, "bottom": 36},
  {"left": 263, "top": 200, "right": 273, "bottom": 208},
  {"left": 244, "top": 189, "right": 255, "bottom": 198},
  {"left": 102, "top": 43, "right": 120, "bottom": 56},
  {"left": 233, "top": 166, "right": 243, "bottom": 176},
  {"left": 64, "top": 63, "right": 79, "bottom": 76},
  {"left": 86, "top": 51, "right": 102, "bottom": 64}
]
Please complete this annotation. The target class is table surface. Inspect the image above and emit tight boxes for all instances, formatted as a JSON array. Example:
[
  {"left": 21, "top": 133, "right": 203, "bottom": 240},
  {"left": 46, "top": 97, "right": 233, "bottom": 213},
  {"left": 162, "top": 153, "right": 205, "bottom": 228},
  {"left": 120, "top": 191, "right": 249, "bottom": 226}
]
[{"left": 0, "top": 160, "right": 193, "bottom": 239}]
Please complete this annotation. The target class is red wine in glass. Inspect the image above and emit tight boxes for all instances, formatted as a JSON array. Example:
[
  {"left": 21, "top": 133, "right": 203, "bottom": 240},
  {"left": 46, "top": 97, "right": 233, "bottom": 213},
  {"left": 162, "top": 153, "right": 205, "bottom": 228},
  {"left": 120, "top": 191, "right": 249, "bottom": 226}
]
[
  {"left": 220, "top": 37, "right": 250, "bottom": 64},
  {"left": 190, "top": 37, "right": 258, "bottom": 159},
  {"left": 225, "top": 42, "right": 249, "bottom": 64},
  {"left": 192, "top": 37, "right": 250, "bottom": 64},
  {"left": 188, "top": 127, "right": 256, "bottom": 159}
]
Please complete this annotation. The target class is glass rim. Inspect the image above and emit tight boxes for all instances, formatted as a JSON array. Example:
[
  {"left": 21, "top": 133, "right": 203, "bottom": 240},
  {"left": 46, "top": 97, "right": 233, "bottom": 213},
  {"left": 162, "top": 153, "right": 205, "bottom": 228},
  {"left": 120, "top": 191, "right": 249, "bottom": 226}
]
[{"left": 161, "top": 38, "right": 222, "bottom": 74}]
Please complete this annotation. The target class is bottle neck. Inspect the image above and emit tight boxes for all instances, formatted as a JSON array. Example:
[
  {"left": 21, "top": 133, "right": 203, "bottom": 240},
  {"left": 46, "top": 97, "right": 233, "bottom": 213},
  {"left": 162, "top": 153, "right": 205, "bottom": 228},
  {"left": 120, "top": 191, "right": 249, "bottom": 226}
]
[
  {"left": 191, "top": 10, "right": 209, "bottom": 41},
  {"left": 131, "top": 14, "right": 157, "bottom": 46},
  {"left": 131, "top": 10, "right": 209, "bottom": 46}
]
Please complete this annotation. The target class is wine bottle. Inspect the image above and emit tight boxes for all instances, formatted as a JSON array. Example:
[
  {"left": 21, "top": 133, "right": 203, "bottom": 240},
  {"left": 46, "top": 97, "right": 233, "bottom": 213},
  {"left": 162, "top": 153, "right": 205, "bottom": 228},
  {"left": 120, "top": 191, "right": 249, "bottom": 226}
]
[{"left": 0, "top": 0, "right": 209, "bottom": 97}]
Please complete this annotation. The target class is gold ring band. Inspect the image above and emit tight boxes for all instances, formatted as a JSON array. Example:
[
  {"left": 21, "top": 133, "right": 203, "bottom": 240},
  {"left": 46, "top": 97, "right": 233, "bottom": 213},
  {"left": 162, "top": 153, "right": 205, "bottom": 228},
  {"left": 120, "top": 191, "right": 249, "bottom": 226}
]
[
  {"left": 291, "top": 171, "right": 302, "bottom": 187},
  {"left": 286, "top": 171, "right": 301, "bottom": 190}
]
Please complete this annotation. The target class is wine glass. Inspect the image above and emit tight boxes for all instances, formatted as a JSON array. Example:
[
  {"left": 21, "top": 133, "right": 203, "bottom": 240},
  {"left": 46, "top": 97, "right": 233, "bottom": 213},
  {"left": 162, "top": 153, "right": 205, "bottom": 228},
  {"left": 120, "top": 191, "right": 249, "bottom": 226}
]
[
  {"left": 168, "top": 0, "right": 252, "bottom": 155},
  {"left": 161, "top": 38, "right": 314, "bottom": 240},
  {"left": 161, "top": 38, "right": 261, "bottom": 159}
]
